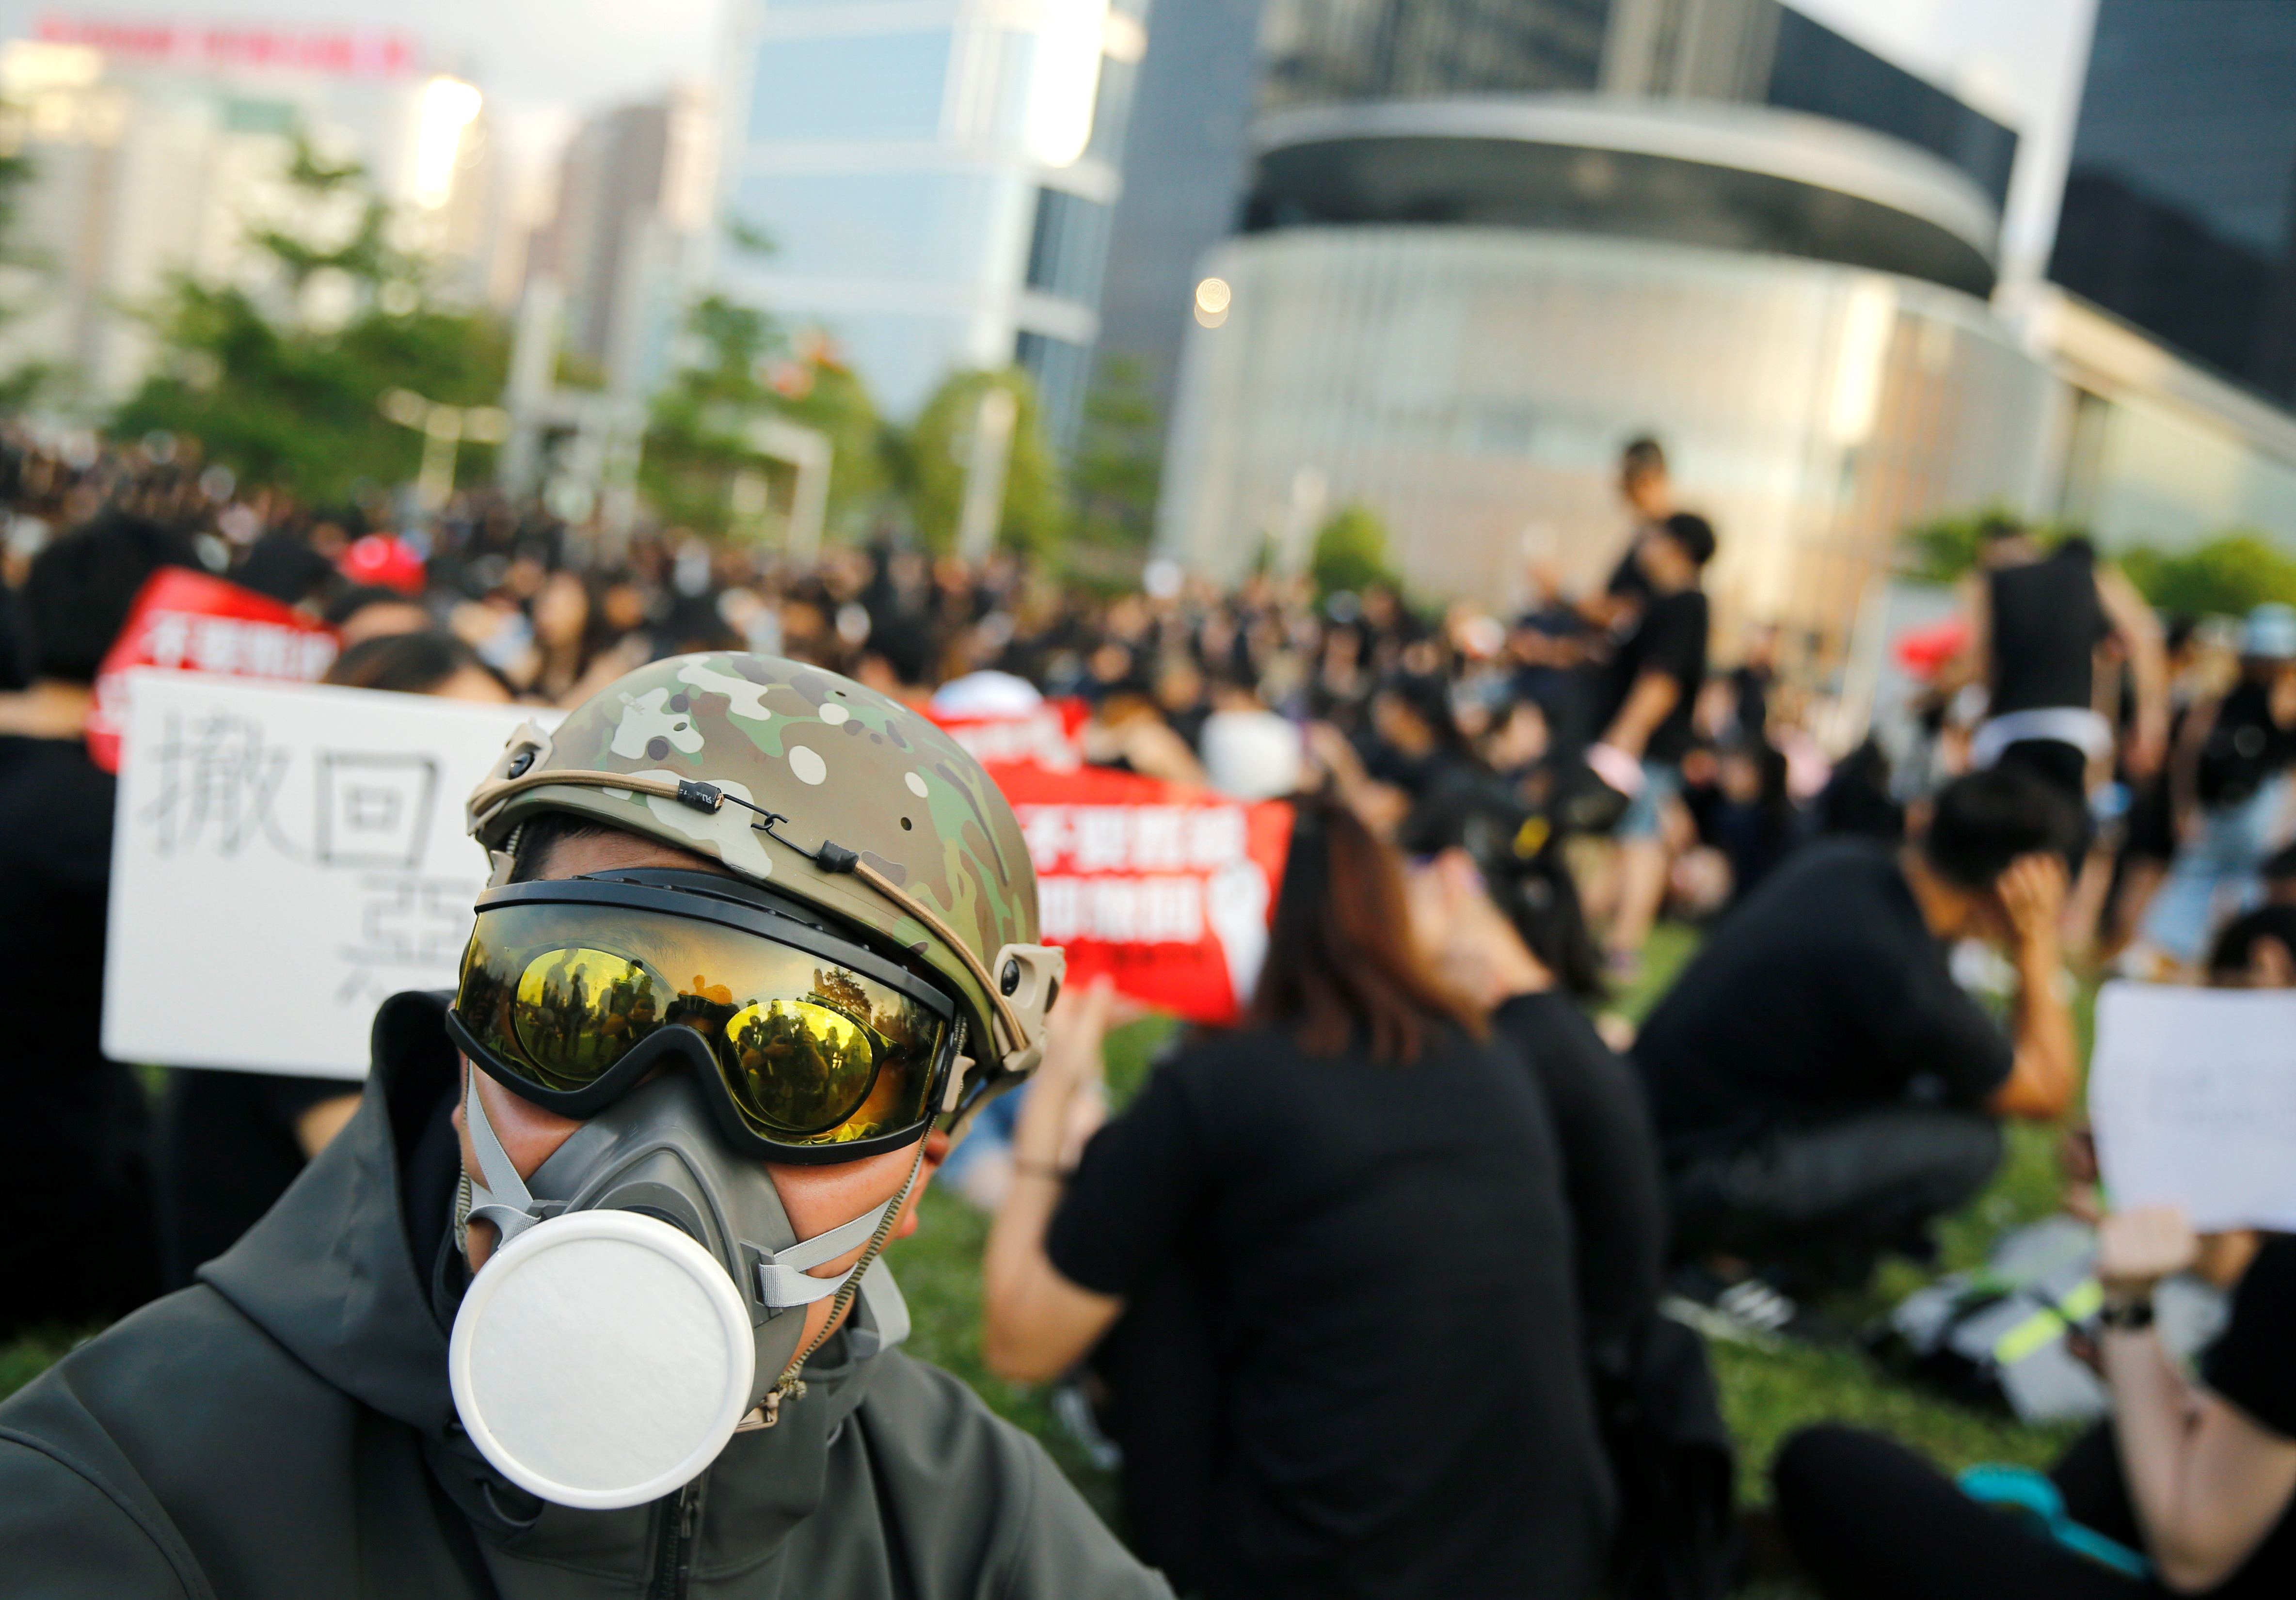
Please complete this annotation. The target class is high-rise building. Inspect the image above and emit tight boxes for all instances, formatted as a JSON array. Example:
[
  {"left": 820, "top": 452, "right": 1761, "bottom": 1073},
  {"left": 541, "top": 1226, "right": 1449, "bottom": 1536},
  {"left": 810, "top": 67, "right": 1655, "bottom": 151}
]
[
  {"left": 707, "top": 0, "right": 1148, "bottom": 443},
  {"left": 528, "top": 89, "right": 714, "bottom": 396},
  {"left": 2025, "top": 0, "right": 2296, "bottom": 552},
  {"left": 1146, "top": 0, "right": 2045, "bottom": 648},
  {"left": 0, "top": 19, "right": 493, "bottom": 407},
  {"left": 2049, "top": 0, "right": 2296, "bottom": 409}
]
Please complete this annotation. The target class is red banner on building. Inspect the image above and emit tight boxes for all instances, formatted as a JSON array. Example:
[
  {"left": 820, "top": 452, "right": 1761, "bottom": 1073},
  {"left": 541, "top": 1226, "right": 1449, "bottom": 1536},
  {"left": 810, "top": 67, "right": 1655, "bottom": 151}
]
[
  {"left": 984, "top": 760, "right": 1291, "bottom": 1026},
  {"left": 88, "top": 568, "right": 339, "bottom": 772}
]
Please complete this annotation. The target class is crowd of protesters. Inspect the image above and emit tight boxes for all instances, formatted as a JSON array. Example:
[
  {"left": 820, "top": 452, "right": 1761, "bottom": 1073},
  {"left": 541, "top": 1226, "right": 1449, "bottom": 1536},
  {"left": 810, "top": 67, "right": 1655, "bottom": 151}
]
[{"left": 2, "top": 415, "right": 2296, "bottom": 1599}]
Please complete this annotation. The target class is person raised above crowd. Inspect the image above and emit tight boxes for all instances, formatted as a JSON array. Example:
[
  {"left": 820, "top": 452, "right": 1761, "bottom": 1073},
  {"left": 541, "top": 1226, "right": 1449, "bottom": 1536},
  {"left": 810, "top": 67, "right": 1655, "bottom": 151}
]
[
  {"left": 0, "top": 652, "right": 1171, "bottom": 1599},
  {"left": 1943, "top": 521, "right": 2168, "bottom": 859},
  {"left": 1632, "top": 765, "right": 2083, "bottom": 1337},
  {"left": 1585, "top": 509, "right": 1718, "bottom": 976}
]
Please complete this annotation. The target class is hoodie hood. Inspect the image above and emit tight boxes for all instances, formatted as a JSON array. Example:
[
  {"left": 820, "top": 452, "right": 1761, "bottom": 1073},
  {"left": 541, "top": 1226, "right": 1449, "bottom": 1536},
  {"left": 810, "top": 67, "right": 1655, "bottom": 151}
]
[
  {"left": 201, "top": 989, "right": 462, "bottom": 1438},
  {"left": 196, "top": 990, "right": 902, "bottom": 1575}
]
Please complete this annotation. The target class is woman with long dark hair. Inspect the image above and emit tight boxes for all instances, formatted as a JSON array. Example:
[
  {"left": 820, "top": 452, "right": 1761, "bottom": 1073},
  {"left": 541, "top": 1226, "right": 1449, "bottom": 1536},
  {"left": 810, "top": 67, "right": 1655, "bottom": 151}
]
[{"left": 984, "top": 793, "right": 1614, "bottom": 1600}]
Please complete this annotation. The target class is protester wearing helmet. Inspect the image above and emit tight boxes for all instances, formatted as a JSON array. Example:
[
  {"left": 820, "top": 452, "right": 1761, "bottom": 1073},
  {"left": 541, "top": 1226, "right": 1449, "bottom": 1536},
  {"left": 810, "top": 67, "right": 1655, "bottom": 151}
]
[{"left": 0, "top": 653, "right": 1172, "bottom": 1599}]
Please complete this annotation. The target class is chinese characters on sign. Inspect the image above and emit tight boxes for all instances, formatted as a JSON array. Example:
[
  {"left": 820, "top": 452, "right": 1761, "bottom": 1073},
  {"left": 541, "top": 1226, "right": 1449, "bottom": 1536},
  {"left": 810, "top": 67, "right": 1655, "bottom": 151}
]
[
  {"left": 982, "top": 761, "right": 1291, "bottom": 1025},
  {"left": 105, "top": 674, "right": 552, "bottom": 1079},
  {"left": 89, "top": 568, "right": 339, "bottom": 772}
]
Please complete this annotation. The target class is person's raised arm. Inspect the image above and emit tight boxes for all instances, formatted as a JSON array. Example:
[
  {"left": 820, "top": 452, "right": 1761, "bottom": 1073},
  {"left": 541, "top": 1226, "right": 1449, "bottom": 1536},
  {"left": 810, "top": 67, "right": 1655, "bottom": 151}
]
[
  {"left": 981, "top": 980, "right": 1126, "bottom": 1384},
  {"left": 1984, "top": 853, "right": 2078, "bottom": 1120},
  {"left": 2097, "top": 1207, "right": 2296, "bottom": 1593},
  {"left": 1932, "top": 571, "right": 1990, "bottom": 701},
  {"left": 2099, "top": 566, "right": 2170, "bottom": 779}
]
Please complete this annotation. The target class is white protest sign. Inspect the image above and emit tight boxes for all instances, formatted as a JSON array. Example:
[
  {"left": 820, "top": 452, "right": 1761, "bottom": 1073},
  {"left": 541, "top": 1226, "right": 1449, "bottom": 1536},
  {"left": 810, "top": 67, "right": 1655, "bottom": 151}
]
[
  {"left": 2089, "top": 981, "right": 2296, "bottom": 1232},
  {"left": 103, "top": 670, "right": 557, "bottom": 1079}
]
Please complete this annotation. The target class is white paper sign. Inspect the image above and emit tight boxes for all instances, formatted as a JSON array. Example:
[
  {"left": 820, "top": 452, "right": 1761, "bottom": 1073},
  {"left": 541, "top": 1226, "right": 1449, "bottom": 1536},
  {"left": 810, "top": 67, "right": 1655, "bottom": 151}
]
[
  {"left": 103, "top": 670, "right": 557, "bottom": 1078},
  {"left": 2089, "top": 981, "right": 2296, "bottom": 1232}
]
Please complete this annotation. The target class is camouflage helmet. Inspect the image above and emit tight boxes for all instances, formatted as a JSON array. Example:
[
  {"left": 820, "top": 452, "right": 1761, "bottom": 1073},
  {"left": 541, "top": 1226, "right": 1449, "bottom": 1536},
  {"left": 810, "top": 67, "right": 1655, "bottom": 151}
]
[{"left": 464, "top": 652, "right": 1061, "bottom": 1095}]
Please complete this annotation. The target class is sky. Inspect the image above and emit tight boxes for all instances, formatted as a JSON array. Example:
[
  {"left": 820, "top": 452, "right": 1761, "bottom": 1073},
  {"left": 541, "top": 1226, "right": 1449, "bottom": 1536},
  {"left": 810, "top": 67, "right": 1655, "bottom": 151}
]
[{"left": 0, "top": 0, "right": 2098, "bottom": 281}]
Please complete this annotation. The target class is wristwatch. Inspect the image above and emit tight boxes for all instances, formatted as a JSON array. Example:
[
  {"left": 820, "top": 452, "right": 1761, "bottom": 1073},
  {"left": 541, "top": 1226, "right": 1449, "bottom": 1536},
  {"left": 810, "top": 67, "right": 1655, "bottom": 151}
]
[{"left": 2098, "top": 1293, "right": 2156, "bottom": 1332}]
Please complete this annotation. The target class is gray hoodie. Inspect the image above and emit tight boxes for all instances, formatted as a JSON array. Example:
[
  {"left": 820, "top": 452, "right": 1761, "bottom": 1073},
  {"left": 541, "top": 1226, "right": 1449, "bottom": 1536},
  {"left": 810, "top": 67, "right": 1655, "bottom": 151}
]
[{"left": 0, "top": 992, "right": 1171, "bottom": 1600}]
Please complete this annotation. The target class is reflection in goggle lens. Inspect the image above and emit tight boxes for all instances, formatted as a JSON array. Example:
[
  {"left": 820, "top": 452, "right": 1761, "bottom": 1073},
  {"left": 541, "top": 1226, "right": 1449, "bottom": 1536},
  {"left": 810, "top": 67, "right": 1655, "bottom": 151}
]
[
  {"left": 508, "top": 946, "right": 886, "bottom": 1134},
  {"left": 723, "top": 999, "right": 880, "bottom": 1134},
  {"left": 512, "top": 947, "right": 663, "bottom": 1088}
]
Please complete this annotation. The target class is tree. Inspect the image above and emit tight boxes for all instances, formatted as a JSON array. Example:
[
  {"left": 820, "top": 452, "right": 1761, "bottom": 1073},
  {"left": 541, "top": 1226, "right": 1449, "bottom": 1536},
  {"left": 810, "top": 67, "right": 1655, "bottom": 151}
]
[
  {"left": 1311, "top": 502, "right": 1392, "bottom": 596},
  {"left": 906, "top": 367, "right": 1063, "bottom": 554},
  {"left": 112, "top": 134, "right": 506, "bottom": 503},
  {"left": 2118, "top": 533, "right": 2296, "bottom": 618},
  {"left": 640, "top": 295, "right": 890, "bottom": 539},
  {"left": 1069, "top": 353, "right": 1161, "bottom": 550},
  {"left": 1897, "top": 505, "right": 2030, "bottom": 585}
]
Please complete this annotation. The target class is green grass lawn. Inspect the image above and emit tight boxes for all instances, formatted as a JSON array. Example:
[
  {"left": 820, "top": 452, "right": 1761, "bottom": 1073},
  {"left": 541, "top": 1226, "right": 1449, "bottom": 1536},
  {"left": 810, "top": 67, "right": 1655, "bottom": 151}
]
[{"left": 0, "top": 928, "right": 2087, "bottom": 1582}]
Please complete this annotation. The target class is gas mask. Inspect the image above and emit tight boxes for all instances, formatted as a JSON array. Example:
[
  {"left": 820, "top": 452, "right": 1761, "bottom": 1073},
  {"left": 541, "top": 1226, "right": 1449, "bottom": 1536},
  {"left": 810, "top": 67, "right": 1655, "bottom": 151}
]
[
  {"left": 434, "top": 806, "right": 1059, "bottom": 1512},
  {"left": 450, "top": 1067, "right": 924, "bottom": 1511}
]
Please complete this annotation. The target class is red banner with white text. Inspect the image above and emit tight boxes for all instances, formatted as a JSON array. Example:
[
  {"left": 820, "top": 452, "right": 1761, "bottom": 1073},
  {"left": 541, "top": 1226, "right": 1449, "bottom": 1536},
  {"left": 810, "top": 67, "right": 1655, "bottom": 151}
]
[
  {"left": 88, "top": 568, "right": 339, "bottom": 772},
  {"left": 982, "top": 760, "right": 1290, "bottom": 1025}
]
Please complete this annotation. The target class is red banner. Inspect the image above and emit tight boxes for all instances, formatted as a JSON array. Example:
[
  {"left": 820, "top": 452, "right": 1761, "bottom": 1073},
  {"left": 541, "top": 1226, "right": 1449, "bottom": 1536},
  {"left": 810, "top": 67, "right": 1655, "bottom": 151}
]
[
  {"left": 988, "top": 761, "right": 1291, "bottom": 1025},
  {"left": 88, "top": 568, "right": 339, "bottom": 772},
  {"left": 934, "top": 696, "right": 1088, "bottom": 771}
]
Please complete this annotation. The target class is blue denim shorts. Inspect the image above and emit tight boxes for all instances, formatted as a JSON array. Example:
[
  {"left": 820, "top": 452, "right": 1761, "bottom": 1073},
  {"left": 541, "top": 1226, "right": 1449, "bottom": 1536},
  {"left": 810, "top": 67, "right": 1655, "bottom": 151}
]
[{"left": 1616, "top": 759, "right": 1683, "bottom": 841}]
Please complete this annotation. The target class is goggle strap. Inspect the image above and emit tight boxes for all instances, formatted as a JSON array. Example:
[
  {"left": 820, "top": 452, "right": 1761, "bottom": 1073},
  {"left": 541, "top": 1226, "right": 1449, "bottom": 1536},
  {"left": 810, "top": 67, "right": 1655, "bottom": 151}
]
[
  {"left": 464, "top": 1073, "right": 542, "bottom": 1246},
  {"left": 845, "top": 856, "right": 1030, "bottom": 1062},
  {"left": 470, "top": 763, "right": 1044, "bottom": 1071},
  {"left": 753, "top": 1196, "right": 895, "bottom": 1310}
]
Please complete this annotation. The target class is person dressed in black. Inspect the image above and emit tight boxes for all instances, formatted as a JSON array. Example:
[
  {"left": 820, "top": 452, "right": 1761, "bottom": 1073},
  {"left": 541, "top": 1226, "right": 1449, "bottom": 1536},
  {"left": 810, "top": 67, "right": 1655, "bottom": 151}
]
[
  {"left": 1776, "top": 1212, "right": 2296, "bottom": 1600},
  {"left": 983, "top": 794, "right": 1614, "bottom": 1600},
  {"left": 1633, "top": 767, "right": 2084, "bottom": 1322},
  {"left": 1586, "top": 511, "right": 1715, "bottom": 973},
  {"left": 0, "top": 511, "right": 192, "bottom": 1334},
  {"left": 1947, "top": 522, "right": 2167, "bottom": 856},
  {"left": 1399, "top": 785, "right": 1737, "bottom": 1600}
]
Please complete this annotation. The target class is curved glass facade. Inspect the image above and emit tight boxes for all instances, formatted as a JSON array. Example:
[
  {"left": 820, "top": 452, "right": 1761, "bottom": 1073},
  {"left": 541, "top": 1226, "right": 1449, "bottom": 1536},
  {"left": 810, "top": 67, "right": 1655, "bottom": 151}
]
[
  {"left": 1156, "top": 226, "right": 2052, "bottom": 648},
  {"left": 1244, "top": 121, "right": 1995, "bottom": 295}
]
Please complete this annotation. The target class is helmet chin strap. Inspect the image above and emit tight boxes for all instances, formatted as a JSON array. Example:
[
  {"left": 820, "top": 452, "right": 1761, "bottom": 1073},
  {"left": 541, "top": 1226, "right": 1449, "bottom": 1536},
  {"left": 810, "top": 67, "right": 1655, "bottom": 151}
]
[{"left": 742, "top": 1127, "right": 933, "bottom": 1431}]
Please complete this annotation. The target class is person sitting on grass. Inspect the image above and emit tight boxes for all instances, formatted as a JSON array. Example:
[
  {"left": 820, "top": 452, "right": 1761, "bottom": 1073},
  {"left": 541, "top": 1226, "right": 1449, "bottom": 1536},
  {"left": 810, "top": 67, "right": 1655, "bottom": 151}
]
[
  {"left": 1774, "top": 1204, "right": 2296, "bottom": 1600},
  {"left": 982, "top": 793, "right": 1617, "bottom": 1600},
  {"left": 1631, "top": 765, "right": 2083, "bottom": 1339}
]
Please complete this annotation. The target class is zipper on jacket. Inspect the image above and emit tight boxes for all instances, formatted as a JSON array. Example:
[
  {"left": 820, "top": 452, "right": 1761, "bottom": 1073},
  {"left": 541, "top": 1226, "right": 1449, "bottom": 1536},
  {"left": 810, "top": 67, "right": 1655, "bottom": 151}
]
[{"left": 648, "top": 1480, "right": 703, "bottom": 1600}]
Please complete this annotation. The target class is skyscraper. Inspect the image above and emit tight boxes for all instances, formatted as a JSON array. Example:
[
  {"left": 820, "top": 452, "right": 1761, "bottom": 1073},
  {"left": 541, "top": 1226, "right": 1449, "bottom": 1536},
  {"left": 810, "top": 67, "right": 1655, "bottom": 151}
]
[
  {"left": 2048, "top": 0, "right": 2296, "bottom": 408},
  {"left": 708, "top": 0, "right": 1147, "bottom": 443}
]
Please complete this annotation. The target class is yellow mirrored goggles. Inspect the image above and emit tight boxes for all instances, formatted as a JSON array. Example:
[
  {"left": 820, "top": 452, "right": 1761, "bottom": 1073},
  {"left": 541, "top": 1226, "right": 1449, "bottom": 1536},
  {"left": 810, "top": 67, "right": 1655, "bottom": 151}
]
[{"left": 448, "top": 873, "right": 958, "bottom": 1160}]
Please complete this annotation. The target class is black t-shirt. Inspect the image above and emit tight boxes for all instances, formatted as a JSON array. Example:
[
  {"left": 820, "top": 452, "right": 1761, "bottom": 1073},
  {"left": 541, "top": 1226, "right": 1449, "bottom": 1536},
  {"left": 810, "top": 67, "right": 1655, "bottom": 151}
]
[
  {"left": 1601, "top": 588, "right": 1708, "bottom": 763},
  {"left": 1493, "top": 991, "right": 1665, "bottom": 1356},
  {"left": 2198, "top": 678, "right": 2296, "bottom": 809},
  {"left": 1632, "top": 838, "right": 2013, "bottom": 1158},
  {"left": 0, "top": 733, "right": 159, "bottom": 1329},
  {"left": 1988, "top": 547, "right": 2106, "bottom": 716},
  {"left": 1047, "top": 1025, "right": 1614, "bottom": 1600}
]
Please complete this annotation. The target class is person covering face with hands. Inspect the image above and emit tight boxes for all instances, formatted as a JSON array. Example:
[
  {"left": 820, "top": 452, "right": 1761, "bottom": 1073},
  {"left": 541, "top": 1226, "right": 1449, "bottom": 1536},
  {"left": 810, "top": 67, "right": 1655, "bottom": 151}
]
[
  {"left": 0, "top": 653, "right": 1171, "bottom": 1600},
  {"left": 1632, "top": 766, "right": 2084, "bottom": 1331}
]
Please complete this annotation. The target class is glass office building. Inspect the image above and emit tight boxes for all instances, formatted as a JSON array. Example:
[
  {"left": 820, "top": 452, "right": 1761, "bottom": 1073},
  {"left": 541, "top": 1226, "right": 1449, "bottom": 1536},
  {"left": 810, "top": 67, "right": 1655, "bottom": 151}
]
[
  {"left": 1159, "top": 97, "right": 2048, "bottom": 648},
  {"left": 711, "top": 0, "right": 1147, "bottom": 442},
  {"left": 2049, "top": 0, "right": 2296, "bottom": 408}
]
